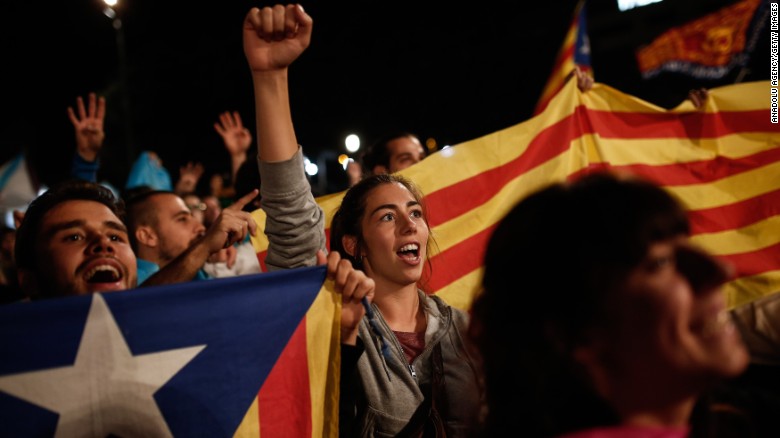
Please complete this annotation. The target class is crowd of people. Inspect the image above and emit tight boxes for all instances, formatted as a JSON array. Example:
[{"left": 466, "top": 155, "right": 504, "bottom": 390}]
[{"left": 0, "top": 3, "right": 777, "bottom": 437}]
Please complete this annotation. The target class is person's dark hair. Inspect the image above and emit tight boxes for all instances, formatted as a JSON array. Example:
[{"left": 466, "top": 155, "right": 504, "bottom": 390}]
[
  {"left": 233, "top": 159, "right": 262, "bottom": 212},
  {"left": 469, "top": 171, "right": 689, "bottom": 437},
  {"left": 0, "top": 226, "right": 15, "bottom": 244},
  {"left": 15, "top": 180, "right": 125, "bottom": 271},
  {"left": 123, "top": 186, "right": 174, "bottom": 251},
  {"left": 330, "top": 173, "right": 436, "bottom": 288},
  {"left": 361, "top": 131, "right": 423, "bottom": 174}
]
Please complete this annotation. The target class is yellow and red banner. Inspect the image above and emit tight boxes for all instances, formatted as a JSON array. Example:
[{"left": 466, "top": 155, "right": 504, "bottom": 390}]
[
  {"left": 636, "top": 0, "right": 766, "bottom": 79},
  {"left": 249, "top": 78, "right": 780, "bottom": 435},
  {"left": 254, "top": 79, "right": 779, "bottom": 312}
]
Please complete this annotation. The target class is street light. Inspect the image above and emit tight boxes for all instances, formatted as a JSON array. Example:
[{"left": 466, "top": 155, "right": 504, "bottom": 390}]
[
  {"left": 102, "top": 0, "right": 135, "bottom": 165},
  {"left": 345, "top": 134, "right": 360, "bottom": 153}
]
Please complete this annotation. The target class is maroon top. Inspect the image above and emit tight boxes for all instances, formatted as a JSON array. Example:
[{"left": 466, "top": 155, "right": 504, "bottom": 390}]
[{"left": 393, "top": 330, "right": 426, "bottom": 363}]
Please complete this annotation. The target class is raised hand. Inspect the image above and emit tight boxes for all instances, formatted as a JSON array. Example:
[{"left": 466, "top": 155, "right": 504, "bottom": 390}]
[
  {"left": 570, "top": 66, "right": 593, "bottom": 93},
  {"left": 243, "top": 4, "right": 313, "bottom": 73},
  {"left": 202, "top": 189, "right": 259, "bottom": 253},
  {"left": 214, "top": 111, "right": 252, "bottom": 158},
  {"left": 175, "top": 161, "right": 205, "bottom": 195},
  {"left": 244, "top": 4, "right": 311, "bottom": 163},
  {"left": 688, "top": 88, "right": 709, "bottom": 110},
  {"left": 67, "top": 93, "right": 106, "bottom": 162},
  {"left": 214, "top": 110, "right": 252, "bottom": 183}
]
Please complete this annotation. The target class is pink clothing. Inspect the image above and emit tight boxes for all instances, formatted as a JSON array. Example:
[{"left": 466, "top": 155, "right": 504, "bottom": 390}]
[{"left": 557, "top": 425, "right": 689, "bottom": 438}]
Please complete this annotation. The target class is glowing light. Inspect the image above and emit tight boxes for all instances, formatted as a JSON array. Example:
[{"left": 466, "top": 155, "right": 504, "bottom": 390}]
[
  {"left": 338, "top": 154, "right": 349, "bottom": 165},
  {"left": 617, "top": 0, "right": 662, "bottom": 11},
  {"left": 440, "top": 145, "right": 454, "bottom": 158},
  {"left": 304, "top": 157, "right": 319, "bottom": 176},
  {"left": 345, "top": 134, "right": 360, "bottom": 153},
  {"left": 425, "top": 137, "right": 437, "bottom": 152},
  {"left": 103, "top": 0, "right": 118, "bottom": 7}
]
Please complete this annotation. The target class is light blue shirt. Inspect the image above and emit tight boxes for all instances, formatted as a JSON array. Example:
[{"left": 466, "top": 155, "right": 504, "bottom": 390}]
[{"left": 136, "top": 258, "right": 210, "bottom": 286}]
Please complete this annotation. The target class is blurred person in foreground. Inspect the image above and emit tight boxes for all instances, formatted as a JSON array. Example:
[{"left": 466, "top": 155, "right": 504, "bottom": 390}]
[{"left": 469, "top": 172, "right": 750, "bottom": 437}]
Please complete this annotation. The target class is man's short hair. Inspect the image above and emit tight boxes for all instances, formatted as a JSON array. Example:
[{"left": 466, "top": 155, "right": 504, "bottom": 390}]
[
  {"left": 360, "top": 131, "right": 422, "bottom": 175},
  {"left": 123, "top": 186, "right": 175, "bottom": 252},
  {"left": 15, "top": 180, "right": 125, "bottom": 271}
]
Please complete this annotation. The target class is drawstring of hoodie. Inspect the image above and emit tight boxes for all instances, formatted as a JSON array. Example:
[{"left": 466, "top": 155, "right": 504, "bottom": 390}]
[{"left": 362, "top": 296, "right": 393, "bottom": 380}]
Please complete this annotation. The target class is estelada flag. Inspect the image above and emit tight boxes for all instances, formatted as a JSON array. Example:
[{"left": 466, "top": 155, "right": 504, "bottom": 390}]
[
  {"left": 0, "top": 266, "right": 340, "bottom": 437},
  {"left": 252, "top": 79, "right": 780, "bottom": 313},
  {"left": 533, "top": 0, "right": 591, "bottom": 115},
  {"left": 636, "top": 0, "right": 768, "bottom": 80},
  {"left": 0, "top": 153, "right": 39, "bottom": 226}
]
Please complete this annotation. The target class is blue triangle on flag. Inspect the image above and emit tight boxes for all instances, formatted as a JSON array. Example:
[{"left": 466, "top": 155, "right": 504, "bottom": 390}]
[{"left": 574, "top": 2, "right": 591, "bottom": 68}]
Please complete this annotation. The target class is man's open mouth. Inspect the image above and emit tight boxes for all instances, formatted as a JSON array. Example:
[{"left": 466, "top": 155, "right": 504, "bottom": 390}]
[{"left": 85, "top": 265, "right": 122, "bottom": 283}]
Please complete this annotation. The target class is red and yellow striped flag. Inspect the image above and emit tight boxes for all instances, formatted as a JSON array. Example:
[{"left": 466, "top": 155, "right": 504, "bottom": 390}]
[
  {"left": 233, "top": 277, "right": 340, "bottom": 438},
  {"left": 247, "top": 78, "right": 780, "bottom": 435}
]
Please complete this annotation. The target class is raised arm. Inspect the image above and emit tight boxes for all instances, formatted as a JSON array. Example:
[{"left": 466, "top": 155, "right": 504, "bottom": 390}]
[
  {"left": 141, "top": 190, "right": 259, "bottom": 287},
  {"left": 243, "top": 4, "right": 324, "bottom": 270},
  {"left": 243, "top": 3, "right": 311, "bottom": 162}
]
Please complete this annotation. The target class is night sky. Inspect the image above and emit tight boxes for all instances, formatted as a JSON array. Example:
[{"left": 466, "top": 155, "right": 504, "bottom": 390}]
[{"left": 1, "top": 0, "right": 769, "bottom": 196}]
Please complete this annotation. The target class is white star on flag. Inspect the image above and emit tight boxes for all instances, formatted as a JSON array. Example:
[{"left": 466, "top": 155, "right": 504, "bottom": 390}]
[{"left": 0, "top": 294, "right": 206, "bottom": 437}]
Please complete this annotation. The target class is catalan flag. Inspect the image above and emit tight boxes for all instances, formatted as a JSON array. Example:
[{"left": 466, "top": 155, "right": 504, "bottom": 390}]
[
  {"left": 0, "top": 266, "right": 341, "bottom": 437},
  {"left": 533, "top": 0, "right": 591, "bottom": 115},
  {"left": 254, "top": 79, "right": 780, "bottom": 313},
  {"left": 636, "top": 0, "right": 768, "bottom": 80}
]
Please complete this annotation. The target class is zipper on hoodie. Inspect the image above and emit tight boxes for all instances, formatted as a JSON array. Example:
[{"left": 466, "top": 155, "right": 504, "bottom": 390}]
[
  {"left": 374, "top": 303, "right": 420, "bottom": 380},
  {"left": 374, "top": 295, "right": 450, "bottom": 380}
]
